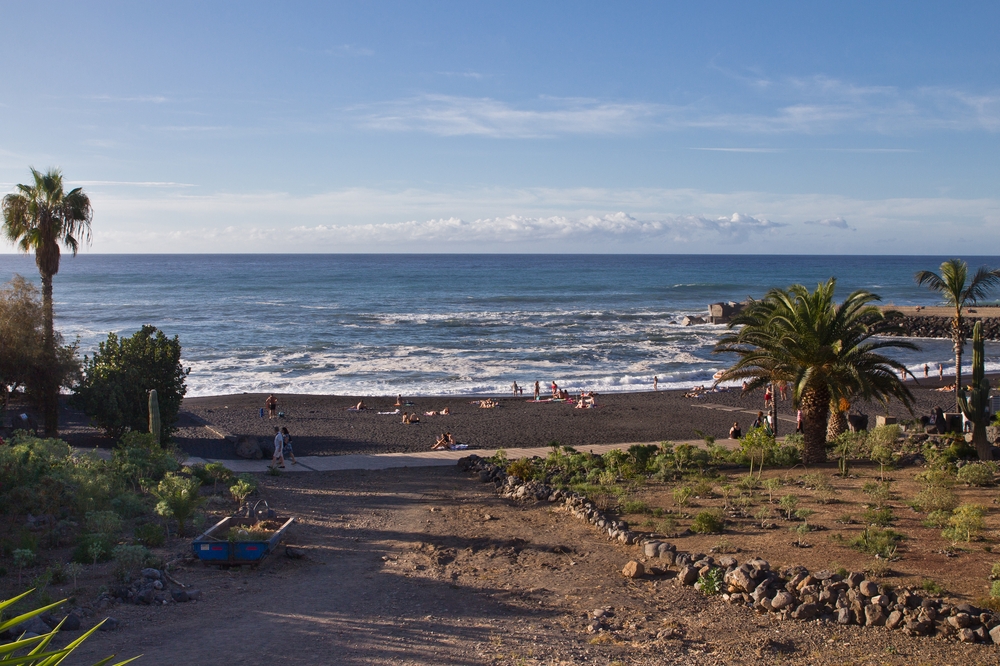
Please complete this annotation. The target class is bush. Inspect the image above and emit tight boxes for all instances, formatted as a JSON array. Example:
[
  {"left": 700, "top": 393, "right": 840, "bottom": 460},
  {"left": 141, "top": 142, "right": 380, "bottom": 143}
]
[
  {"left": 85, "top": 510, "right": 123, "bottom": 537},
  {"left": 229, "top": 478, "right": 256, "bottom": 505},
  {"left": 111, "top": 544, "right": 150, "bottom": 583},
  {"left": 921, "top": 579, "right": 945, "bottom": 595},
  {"left": 72, "top": 533, "right": 114, "bottom": 564},
  {"left": 922, "top": 510, "right": 951, "bottom": 528},
  {"left": 72, "top": 324, "right": 189, "bottom": 441},
  {"left": 862, "top": 507, "right": 895, "bottom": 527},
  {"left": 672, "top": 486, "right": 693, "bottom": 507},
  {"left": 111, "top": 492, "right": 149, "bottom": 519},
  {"left": 152, "top": 473, "right": 204, "bottom": 536},
  {"left": 911, "top": 486, "right": 959, "bottom": 514},
  {"left": 851, "top": 527, "right": 904, "bottom": 559},
  {"left": 697, "top": 567, "right": 725, "bottom": 595},
  {"left": 942, "top": 504, "right": 986, "bottom": 543},
  {"left": 620, "top": 500, "right": 649, "bottom": 514},
  {"left": 112, "top": 431, "right": 180, "bottom": 490},
  {"left": 134, "top": 522, "right": 166, "bottom": 548},
  {"left": 507, "top": 458, "right": 534, "bottom": 481},
  {"left": 957, "top": 463, "right": 995, "bottom": 487},
  {"left": 690, "top": 510, "right": 724, "bottom": 534}
]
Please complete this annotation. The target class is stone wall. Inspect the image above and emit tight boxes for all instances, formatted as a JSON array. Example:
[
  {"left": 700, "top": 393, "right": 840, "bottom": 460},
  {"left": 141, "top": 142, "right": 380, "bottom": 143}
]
[{"left": 883, "top": 316, "right": 1000, "bottom": 341}]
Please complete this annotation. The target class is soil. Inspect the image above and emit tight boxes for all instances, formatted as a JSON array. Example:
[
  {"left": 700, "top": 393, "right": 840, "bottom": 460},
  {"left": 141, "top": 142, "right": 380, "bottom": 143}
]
[{"left": 59, "top": 465, "right": 1000, "bottom": 665}]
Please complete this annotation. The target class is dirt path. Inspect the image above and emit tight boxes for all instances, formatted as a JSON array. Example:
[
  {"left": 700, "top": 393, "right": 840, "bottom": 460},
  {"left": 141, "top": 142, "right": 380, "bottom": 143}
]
[{"left": 69, "top": 467, "right": 997, "bottom": 665}]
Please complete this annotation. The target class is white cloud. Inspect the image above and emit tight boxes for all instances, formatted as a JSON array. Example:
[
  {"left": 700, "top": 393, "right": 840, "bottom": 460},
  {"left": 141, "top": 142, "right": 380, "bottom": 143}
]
[
  {"left": 805, "top": 217, "right": 851, "bottom": 230},
  {"left": 357, "top": 95, "right": 663, "bottom": 137}
]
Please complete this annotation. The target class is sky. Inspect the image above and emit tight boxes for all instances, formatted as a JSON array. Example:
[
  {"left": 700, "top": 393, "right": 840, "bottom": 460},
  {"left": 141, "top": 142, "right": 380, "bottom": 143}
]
[{"left": 1, "top": 1, "right": 999, "bottom": 254}]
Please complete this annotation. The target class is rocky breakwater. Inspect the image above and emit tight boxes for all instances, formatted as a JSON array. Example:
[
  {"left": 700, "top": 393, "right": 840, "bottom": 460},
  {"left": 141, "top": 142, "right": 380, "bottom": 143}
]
[
  {"left": 883, "top": 315, "right": 1000, "bottom": 341},
  {"left": 459, "top": 454, "right": 1000, "bottom": 645}
]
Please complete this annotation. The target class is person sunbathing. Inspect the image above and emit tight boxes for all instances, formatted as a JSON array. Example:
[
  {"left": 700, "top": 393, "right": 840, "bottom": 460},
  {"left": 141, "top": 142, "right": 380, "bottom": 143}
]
[
  {"left": 442, "top": 406, "right": 450, "bottom": 415},
  {"left": 409, "top": 413, "right": 420, "bottom": 423},
  {"left": 432, "top": 434, "right": 449, "bottom": 449},
  {"left": 402, "top": 412, "right": 410, "bottom": 424},
  {"left": 355, "top": 400, "right": 367, "bottom": 410}
]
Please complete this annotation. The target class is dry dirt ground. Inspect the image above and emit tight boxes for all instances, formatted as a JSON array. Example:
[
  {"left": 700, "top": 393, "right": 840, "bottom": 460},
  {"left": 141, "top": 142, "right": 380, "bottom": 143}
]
[{"left": 64, "top": 465, "right": 999, "bottom": 666}]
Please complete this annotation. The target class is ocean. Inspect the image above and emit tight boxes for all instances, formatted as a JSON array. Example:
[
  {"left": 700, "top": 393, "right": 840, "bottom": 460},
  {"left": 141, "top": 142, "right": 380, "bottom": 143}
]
[{"left": 1, "top": 254, "right": 998, "bottom": 398}]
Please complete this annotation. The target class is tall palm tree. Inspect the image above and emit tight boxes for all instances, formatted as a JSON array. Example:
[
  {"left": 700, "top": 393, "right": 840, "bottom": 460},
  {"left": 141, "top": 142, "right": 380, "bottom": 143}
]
[
  {"left": 915, "top": 259, "right": 1000, "bottom": 407},
  {"left": 714, "top": 279, "right": 916, "bottom": 464},
  {"left": 2, "top": 168, "right": 92, "bottom": 435}
]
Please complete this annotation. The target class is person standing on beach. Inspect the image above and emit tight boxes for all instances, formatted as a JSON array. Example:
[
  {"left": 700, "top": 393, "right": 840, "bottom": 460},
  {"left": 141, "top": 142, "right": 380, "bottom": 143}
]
[
  {"left": 778, "top": 380, "right": 788, "bottom": 401},
  {"left": 938, "top": 363, "right": 944, "bottom": 380},
  {"left": 269, "top": 426, "right": 285, "bottom": 469},
  {"left": 923, "top": 364, "right": 929, "bottom": 378},
  {"left": 512, "top": 381, "right": 519, "bottom": 397},
  {"left": 653, "top": 376, "right": 658, "bottom": 391},
  {"left": 534, "top": 381, "right": 540, "bottom": 401},
  {"left": 281, "top": 426, "right": 296, "bottom": 465},
  {"left": 551, "top": 381, "right": 558, "bottom": 398},
  {"left": 265, "top": 394, "right": 278, "bottom": 420}
]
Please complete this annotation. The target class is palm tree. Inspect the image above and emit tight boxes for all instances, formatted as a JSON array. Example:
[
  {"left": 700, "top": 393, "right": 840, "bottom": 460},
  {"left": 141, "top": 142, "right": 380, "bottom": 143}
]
[
  {"left": 2, "top": 168, "right": 92, "bottom": 435},
  {"left": 714, "top": 279, "right": 916, "bottom": 464},
  {"left": 915, "top": 259, "right": 1000, "bottom": 407}
]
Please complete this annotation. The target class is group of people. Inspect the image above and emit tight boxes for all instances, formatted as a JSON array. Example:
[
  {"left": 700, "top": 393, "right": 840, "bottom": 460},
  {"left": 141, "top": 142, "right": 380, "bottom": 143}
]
[{"left": 269, "top": 425, "right": 295, "bottom": 469}]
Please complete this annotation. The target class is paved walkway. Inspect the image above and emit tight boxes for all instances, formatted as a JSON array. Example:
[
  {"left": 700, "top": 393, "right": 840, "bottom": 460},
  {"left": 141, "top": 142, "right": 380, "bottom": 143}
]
[{"left": 181, "top": 440, "right": 713, "bottom": 474}]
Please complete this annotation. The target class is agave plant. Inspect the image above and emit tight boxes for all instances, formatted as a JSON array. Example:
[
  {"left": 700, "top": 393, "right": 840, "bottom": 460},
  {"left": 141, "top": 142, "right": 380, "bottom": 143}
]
[{"left": 0, "top": 589, "right": 139, "bottom": 665}]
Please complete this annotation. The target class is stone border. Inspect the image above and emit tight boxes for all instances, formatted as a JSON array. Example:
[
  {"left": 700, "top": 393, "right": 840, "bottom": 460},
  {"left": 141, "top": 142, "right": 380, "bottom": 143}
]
[{"left": 458, "top": 454, "right": 1000, "bottom": 645}]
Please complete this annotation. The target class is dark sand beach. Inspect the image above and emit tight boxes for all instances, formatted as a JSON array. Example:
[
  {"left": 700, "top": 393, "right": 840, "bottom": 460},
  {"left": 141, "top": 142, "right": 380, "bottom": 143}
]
[{"left": 166, "top": 379, "right": 954, "bottom": 459}]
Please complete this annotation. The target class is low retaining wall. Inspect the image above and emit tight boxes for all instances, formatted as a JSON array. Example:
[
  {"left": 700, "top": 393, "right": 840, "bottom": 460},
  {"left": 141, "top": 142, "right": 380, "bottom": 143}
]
[{"left": 883, "top": 316, "right": 1000, "bottom": 341}]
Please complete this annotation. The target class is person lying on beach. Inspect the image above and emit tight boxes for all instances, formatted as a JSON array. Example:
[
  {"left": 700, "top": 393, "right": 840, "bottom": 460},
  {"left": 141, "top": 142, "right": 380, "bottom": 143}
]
[
  {"left": 378, "top": 409, "right": 401, "bottom": 415},
  {"left": 402, "top": 412, "right": 421, "bottom": 424},
  {"left": 477, "top": 398, "right": 497, "bottom": 409},
  {"left": 350, "top": 400, "right": 367, "bottom": 411},
  {"left": 442, "top": 406, "right": 450, "bottom": 415}
]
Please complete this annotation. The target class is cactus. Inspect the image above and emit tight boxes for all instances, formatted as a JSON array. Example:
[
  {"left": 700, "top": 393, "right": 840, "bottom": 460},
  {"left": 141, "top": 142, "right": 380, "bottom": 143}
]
[
  {"left": 958, "top": 320, "right": 992, "bottom": 460},
  {"left": 148, "top": 388, "right": 161, "bottom": 446}
]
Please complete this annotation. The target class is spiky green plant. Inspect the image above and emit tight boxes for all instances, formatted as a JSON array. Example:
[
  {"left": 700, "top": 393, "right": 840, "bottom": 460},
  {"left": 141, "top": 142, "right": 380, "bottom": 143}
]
[
  {"left": 0, "top": 589, "right": 139, "bottom": 665},
  {"left": 958, "top": 320, "right": 992, "bottom": 460}
]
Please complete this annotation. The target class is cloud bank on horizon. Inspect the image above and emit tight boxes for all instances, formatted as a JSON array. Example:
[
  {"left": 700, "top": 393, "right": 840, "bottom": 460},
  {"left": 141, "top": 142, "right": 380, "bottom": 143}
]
[{"left": 0, "top": 3, "right": 998, "bottom": 254}]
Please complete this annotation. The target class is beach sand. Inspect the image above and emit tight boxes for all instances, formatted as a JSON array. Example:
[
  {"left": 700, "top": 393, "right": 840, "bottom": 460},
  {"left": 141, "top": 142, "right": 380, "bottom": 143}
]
[{"left": 167, "top": 379, "right": 954, "bottom": 460}]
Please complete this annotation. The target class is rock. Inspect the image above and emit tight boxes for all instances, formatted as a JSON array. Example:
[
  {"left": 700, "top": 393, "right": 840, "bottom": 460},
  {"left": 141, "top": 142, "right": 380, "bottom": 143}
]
[
  {"left": 905, "top": 619, "right": 934, "bottom": 636},
  {"left": 836, "top": 608, "right": 854, "bottom": 625},
  {"left": 152, "top": 580, "right": 164, "bottom": 590},
  {"left": 643, "top": 541, "right": 661, "bottom": 558},
  {"left": 186, "top": 589, "right": 202, "bottom": 601},
  {"left": 622, "top": 561, "right": 644, "bottom": 579},
  {"left": 717, "top": 556, "right": 738, "bottom": 568},
  {"left": 285, "top": 546, "right": 306, "bottom": 559},
  {"left": 958, "top": 627, "right": 976, "bottom": 643},
  {"left": 886, "top": 610, "right": 904, "bottom": 630},
  {"left": 171, "top": 589, "right": 189, "bottom": 602},
  {"left": 98, "top": 617, "right": 119, "bottom": 632},
  {"left": 136, "top": 588, "right": 154, "bottom": 605},
  {"left": 724, "top": 566, "right": 755, "bottom": 593},
  {"left": 991, "top": 624, "right": 1000, "bottom": 644},
  {"left": 865, "top": 604, "right": 887, "bottom": 627},
  {"left": 770, "top": 591, "right": 796, "bottom": 611},
  {"left": 871, "top": 594, "right": 889, "bottom": 607},
  {"left": 235, "top": 436, "right": 263, "bottom": 459},
  {"left": 678, "top": 566, "right": 699, "bottom": 586},
  {"left": 859, "top": 580, "right": 879, "bottom": 597},
  {"left": 16, "top": 617, "right": 51, "bottom": 636},
  {"left": 141, "top": 568, "right": 161, "bottom": 580},
  {"left": 746, "top": 558, "right": 770, "bottom": 571},
  {"left": 845, "top": 572, "right": 865, "bottom": 589},
  {"left": 791, "top": 603, "right": 819, "bottom": 620},
  {"left": 948, "top": 613, "right": 973, "bottom": 629}
]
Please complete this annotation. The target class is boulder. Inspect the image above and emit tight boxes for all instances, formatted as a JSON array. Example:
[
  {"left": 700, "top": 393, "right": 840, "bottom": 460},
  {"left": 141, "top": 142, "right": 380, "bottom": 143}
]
[
  {"left": 791, "top": 603, "right": 819, "bottom": 620},
  {"left": 678, "top": 566, "right": 699, "bottom": 586},
  {"left": 836, "top": 607, "right": 854, "bottom": 625},
  {"left": 859, "top": 580, "right": 879, "bottom": 597},
  {"left": 958, "top": 628, "right": 976, "bottom": 643},
  {"left": 643, "top": 541, "right": 661, "bottom": 558},
  {"left": 235, "top": 436, "right": 263, "bottom": 460},
  {"left": 845, "top": 572, "right": 865, "bottom": 589},
  {"left": 886, "top": 610, "right": 904, "bottom": 630},
  {"left": 622, "top": 561, "right": 644, "bottom": 579},
  {"left": 770, "top": 591, "right": 796, "bottom": 611},
  {"left": 947, "top": 613, "right": 973, "bottom": 629},
  {"left": 991, "top": 624, "right": 1000, "bottom": 644},
  {"left": 98, "top": 617, "right": 119, "bottom": 632},
  {"left": 724, "top": 566, "right": 755, "bottom": 593},
  {"left": 865, "top": 604, "right": 887, "bottom": 627}
]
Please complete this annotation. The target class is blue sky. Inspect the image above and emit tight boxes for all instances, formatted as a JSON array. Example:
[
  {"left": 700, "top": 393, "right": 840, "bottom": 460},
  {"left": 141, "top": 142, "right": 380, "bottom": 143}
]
[{"left": 1, "top": 1, "right": 998, "bottom": 253}]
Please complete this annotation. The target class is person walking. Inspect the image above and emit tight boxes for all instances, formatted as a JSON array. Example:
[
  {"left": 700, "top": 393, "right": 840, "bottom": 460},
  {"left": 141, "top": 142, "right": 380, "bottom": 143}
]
[
  {"left": 653, "top": 376, "right": 658, "bottom": 391},
  {"left": 938, "top": 363, "right": 944, "bottom": 380},
  {"left": 269, "top": 426, "right": 285, "bottom": 469},
  {"left": 533, "top": 381, "right": 540, "bottom": 401},
  {"left": 923, "top": 363, "right": 929, "bottom": 378},
  {"left": 512, "top": 381, "right": 519, "bottom": 397},
  {"left": 281, "top": 426, "right": 296, "bottom": 465},
  {"left": 265, "top": 394, "right": 278, "bottom": 420}
]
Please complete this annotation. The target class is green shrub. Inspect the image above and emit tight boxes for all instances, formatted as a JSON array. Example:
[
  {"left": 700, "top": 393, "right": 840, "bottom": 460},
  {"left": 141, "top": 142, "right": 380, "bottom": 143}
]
[
  {"left": 862, "top": 481, "right": 892, "bottom": 507},
  {"left": 957, "top": 463, "right": 995, "bottom": 487},
  {"left": 911, "top": 486, "right": 959, "bottom": 513},
  {"left": 862, "top": 507, "right": 895, "bottom": 527},
  {"left": 72, "top": 324, "right": 189, "bottom": 441},
  {"left": 690, "top": 479, "right": 714, "bottom": 498},
  {"left": 112, "top": 431, "right": 181, "bottom": 490},
  {"left": 85, "top": 510, "right": 123, "bottom": 537},
  {"left": 507, "top": 458, "right": 534, "bottom": 481},
  {"left": 851, "top": 527, "right": 904, "bottom": 559},
  {"left": 697, "top": 567, "right": 725, "bottom": 595},
  {"left": 672, "top": 486, "right": 693, "bottom": 507},
  {"left": 690, "top": 510, "right": 724, "bottom": 534},
  {"left": 942, "top": 504, "right": 986, "bottom": 543},
  {"left": 657, "top": 516, "right": 679, "bottom": 535},
  {"left": 204, "top": 462, "right": 233, "bottom": 492},
  {"left": 991, "top": 580, "right": 1000, "bottom": 599},
  {"left": 134, "top": 522, "right": 166, "bottom": 548},
  {"left": 111, "top": 492, "right": 148, "bottom": 519},
  {"left": 922, "top": 579, "right": 945, "bottom": 595},
  {"left": 152, "top": 473, "right": 204, "bottom": 536},
  {"left": 922, "top": 510, "right": 951, "bottom": 528},
  {"left": 111, "top": 544, "right": 150, "bottom": 583},
  {"left": 620, "top": 499, "right": 649, "bottom": 514},
  {"left": 779, "top": 494, "right": 799, "bottom": 519},
  {"left": 72, "top": 533, "right": 114, "bottom": 564}
]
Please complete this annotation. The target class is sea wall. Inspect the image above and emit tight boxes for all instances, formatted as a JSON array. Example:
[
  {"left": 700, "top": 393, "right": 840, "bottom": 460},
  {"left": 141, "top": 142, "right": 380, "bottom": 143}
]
[{"left": 882, "top": 316, "right": 1000, "bottom": 341}]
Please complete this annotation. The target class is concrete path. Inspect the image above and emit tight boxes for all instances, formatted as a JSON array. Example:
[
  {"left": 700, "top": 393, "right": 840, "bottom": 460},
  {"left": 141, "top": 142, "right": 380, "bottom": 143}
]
[{"left": 180, "top": 440, "right": 715, "bottom": 474}]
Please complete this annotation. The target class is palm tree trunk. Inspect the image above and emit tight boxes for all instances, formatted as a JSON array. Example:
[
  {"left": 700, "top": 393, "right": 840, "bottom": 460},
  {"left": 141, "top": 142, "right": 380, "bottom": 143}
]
[
  {"left": 40, "top": 273, "right": 58, "bottom": 436},
  {"left": 954, "top": 314, "right": 963, "bottom": 411},
  {"left": 827, "top": 410, "right": 848, "bottom": 441},
  {"left": 800, "top": 385, "right": 830, "bottom": 464}
]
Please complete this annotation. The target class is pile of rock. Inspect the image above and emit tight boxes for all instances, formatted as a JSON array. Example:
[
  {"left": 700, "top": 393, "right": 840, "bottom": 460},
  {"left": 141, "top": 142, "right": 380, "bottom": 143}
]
[
  {"left": 885, "top": 315, "right": 1000, "bottom": 341},
  {"left": 459, "top": 454, "right": 1000, "bottom": 646},
  {"left": 108, "top": 567, "right": 202, "bottom": 606}
]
